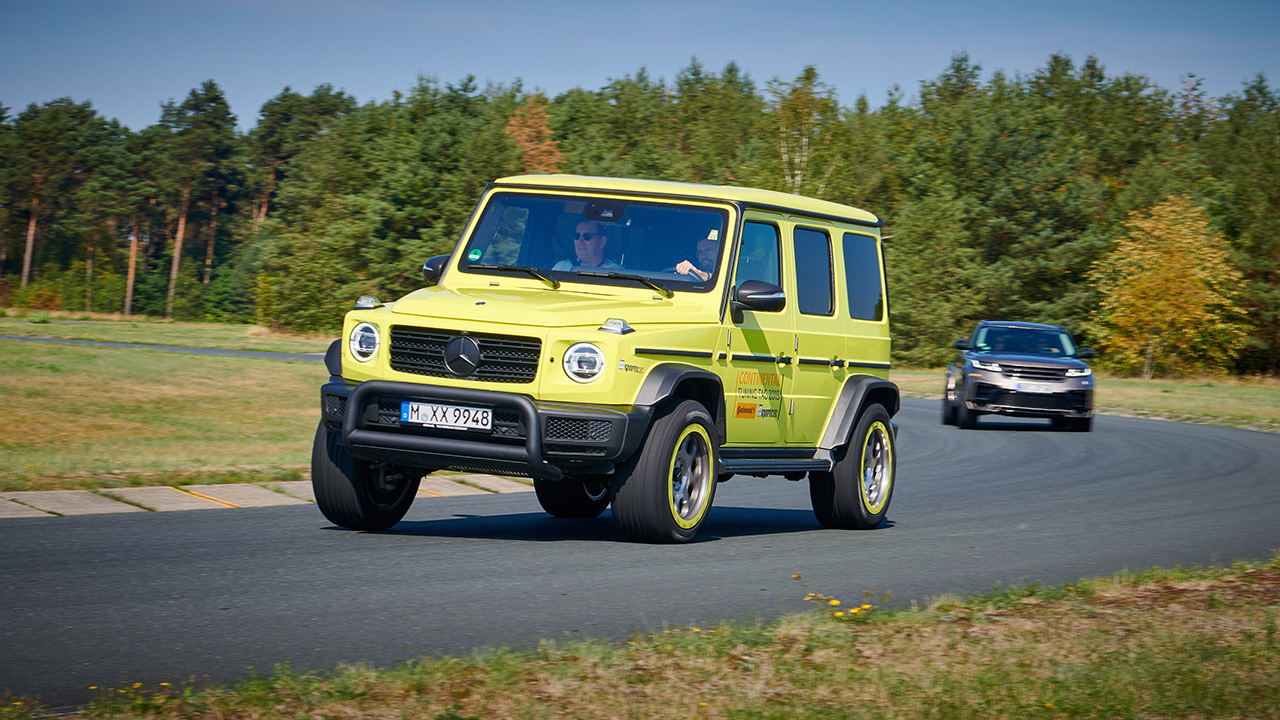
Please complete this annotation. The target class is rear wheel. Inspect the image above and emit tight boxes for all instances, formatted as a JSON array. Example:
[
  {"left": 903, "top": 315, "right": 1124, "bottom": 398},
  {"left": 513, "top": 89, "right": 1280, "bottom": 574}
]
[
  {"left": 810, "top": 403, "right": 896, "bottom": 529},
  {"left": 311, "top": 422, "right": 421, "bottom": 531},
  {"left": 611, "top": 400, "right": 717, "bottom": 543},
  {"left": 534, "top": 475, "right": 611, "bottom": 518}
]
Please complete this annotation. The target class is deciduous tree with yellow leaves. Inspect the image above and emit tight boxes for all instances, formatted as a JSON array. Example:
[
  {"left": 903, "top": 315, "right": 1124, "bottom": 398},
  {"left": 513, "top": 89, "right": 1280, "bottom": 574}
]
[{"left": 1088, "top": 196, "right": 1247, "bottom": 378}]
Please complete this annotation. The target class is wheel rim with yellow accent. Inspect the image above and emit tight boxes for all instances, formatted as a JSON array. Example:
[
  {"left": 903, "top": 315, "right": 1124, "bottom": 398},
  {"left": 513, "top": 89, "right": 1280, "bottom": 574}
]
[
  {"left": 860, "top": 421, "right": 892, "bottom": 514},
  {"left": 668, "top": 424, "right": 713, "bottom": 529}
]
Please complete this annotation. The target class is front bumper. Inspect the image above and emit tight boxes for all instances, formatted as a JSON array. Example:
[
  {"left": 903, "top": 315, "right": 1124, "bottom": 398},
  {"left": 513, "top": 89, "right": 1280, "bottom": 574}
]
[
  {"left": 321, "top": 380, "right": 653, "bottom": 480},
  {"left": 964, "top": 378, "right": 1093, "bottom": 418}
]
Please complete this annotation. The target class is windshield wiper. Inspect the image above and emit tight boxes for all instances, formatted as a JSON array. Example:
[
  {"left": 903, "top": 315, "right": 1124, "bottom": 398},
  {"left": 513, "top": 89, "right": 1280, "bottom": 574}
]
[
  {"left": 576, "top": 271, "right": 674, "bottom": 299},
  {"left": 469, "top": 264, "right": 559, "bottom": 290}
]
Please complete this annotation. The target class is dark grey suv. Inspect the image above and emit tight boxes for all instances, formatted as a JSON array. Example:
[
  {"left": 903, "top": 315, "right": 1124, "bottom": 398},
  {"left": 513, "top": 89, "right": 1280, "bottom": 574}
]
[{"left": 942, "top": 321, "right": 1096, "bottom": 431}]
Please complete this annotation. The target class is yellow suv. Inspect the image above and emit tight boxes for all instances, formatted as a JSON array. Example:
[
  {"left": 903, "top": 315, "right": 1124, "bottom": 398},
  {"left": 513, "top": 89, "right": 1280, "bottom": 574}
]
[{"left": 313, "top": 175, "right": 899, "bottom": 543}]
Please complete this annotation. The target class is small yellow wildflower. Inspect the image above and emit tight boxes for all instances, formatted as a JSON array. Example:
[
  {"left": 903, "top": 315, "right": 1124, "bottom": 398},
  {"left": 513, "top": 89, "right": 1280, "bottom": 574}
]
[
  {"left": 828, "top": 599, "right": 840, "bottom": 606},
  {"left": 1045, "top": 702, "right": 1055, "bottom": 708},
  {"left": 861, "top": 604, "right": 872, "bottom": 609},
  {"left": 833, "top": 611, "right": 844, "bottom": 617},
  {"left": 791, "top": 573, "right": 801, "bottom": 578}
]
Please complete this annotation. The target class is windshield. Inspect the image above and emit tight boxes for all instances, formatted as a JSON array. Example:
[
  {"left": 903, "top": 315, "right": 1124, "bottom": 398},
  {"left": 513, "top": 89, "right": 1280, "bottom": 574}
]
[
  {"left": 457, "top": 192, "right": 730, "bottom": 292},
  {"left": 973, "top": 326, "right": 1078, "bottom": 357}
]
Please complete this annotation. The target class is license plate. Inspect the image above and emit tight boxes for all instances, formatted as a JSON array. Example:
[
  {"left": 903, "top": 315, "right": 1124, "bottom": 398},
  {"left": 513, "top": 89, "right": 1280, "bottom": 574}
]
[
  {"left": 400, "top": 401, "right": 492, "bottom": 431},
  {"left": 1017, "top": 383, "right": 1053, "bottom": 394}
]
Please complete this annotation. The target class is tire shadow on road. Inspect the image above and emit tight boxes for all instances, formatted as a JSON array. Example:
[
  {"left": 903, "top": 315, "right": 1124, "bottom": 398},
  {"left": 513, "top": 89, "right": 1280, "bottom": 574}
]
[{"left": 333, "top": 507, "right": 851, "bottom": 543}]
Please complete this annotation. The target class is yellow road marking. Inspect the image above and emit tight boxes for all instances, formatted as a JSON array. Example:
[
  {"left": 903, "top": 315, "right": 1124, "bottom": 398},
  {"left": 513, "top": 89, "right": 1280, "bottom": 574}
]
[
  {"left": 174, "top": 487, "right": 242, "bottom": 508},
  {"left": 417, "top": 488, "right": 446, "bottom": 497}
]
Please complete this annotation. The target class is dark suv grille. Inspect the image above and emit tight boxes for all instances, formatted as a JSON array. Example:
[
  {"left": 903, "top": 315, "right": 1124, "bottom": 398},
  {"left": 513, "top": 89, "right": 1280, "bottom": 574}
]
[
  {"left": 1000, "top": 364, "right": 1068, "bottom": 382},
  {"left": 389, "top": 326, "right": 541, "bottom": 384}
]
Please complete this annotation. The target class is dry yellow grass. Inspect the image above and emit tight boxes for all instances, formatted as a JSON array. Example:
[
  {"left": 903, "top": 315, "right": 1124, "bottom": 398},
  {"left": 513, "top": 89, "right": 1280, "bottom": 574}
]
[
  {"left": 0, "top": 341, "right": 325, "bottom": 489},
  {"left": 17, "top": 559, "right": 1275, "bottom": 720}
]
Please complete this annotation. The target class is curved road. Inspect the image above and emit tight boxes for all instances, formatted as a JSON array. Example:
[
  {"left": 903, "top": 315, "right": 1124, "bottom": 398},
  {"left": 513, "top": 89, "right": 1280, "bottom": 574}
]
[{"left": 3, "top": 398, "right": 1279, "bottom": 708}]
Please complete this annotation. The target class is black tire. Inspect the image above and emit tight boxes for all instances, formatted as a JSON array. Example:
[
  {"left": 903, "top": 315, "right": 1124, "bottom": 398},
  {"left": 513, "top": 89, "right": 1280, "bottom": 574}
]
[
  {"left": 534, "top": 475, "right": 611, "bottom": 518},
  {"left": 1071, "top": 416, "right": 1093, "bottom": 432},
  {"left": 941, "top": 396, "right": 957, "bottom": 425},
  {"left": 810, "top": 403, "right": 896, "bottom": 529},
  {"left": 611, "top": 400, "right": 718, "bottom": 543},
  {"left": 1051, "top": 416, "right": 1070, "bottom": 430},
  {"left": 956, "top": 400, "right": 979, "bottom": 429},
  {"left": 311, "top": 422, "right": 421, "bottom": 531}
]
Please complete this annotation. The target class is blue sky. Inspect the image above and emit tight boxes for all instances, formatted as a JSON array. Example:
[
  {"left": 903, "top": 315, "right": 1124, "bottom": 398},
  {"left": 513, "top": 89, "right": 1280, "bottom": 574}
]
[{"left": 2, "top": 0, "right": 1277, "bottom": 131}]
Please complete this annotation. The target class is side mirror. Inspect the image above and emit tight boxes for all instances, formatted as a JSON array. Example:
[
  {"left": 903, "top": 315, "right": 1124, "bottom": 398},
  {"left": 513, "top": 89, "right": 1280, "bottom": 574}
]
[
  {"left": 952, "top": 339, "right": 970, "bottom": 350},
  {"left": 730, "top": 280, "right": 785, "bottom": 323},
  {"left": 422, "top": 255, "right": 449, "bottom": 285},
  {"left": 1078, "top": 347, "right": 1097, "bottom": 359}
]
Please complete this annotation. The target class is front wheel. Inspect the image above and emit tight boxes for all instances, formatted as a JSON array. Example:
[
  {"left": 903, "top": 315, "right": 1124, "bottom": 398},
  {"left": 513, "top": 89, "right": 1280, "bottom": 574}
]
[
  {"left": 611, "top": 400, "right": 718, "bottom": 543},
  {"left": 810, "top": 403, "right": 896, "bottom": 529},
  {"left": 311, "top": 422, "right": 421, "bottom": 531},
  {"left": 534, "top": 475, "right": 611, "bottom": 518}
]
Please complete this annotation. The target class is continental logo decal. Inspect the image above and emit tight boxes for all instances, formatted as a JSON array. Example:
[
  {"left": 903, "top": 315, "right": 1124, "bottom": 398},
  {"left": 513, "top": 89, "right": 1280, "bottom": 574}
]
[{"left": 735, "top": 402, "right": 758, "bottom": 419}]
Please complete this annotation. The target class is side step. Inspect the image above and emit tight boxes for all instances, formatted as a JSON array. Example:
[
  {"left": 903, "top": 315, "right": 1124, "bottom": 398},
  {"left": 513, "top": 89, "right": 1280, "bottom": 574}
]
[{"left": 719, "top": 449, "right": 833, "bottom": 477}]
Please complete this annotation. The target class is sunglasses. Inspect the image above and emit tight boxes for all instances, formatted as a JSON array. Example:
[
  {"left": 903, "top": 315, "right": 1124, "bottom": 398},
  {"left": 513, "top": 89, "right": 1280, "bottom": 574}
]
[{"left": 572, "top": 232, "right": 600, "bottom": 240}]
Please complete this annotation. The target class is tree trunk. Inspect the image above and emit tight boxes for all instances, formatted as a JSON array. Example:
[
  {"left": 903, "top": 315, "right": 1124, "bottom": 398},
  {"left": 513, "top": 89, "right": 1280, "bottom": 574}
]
[
  {"left": 21, "top": 175, "right": 43, "bottom": 289},
  {"left": 85, "top": 240, "right": 93, "bottom": 311},
  {"left": 1, "top": 218, "right": 9, "bottom": 276},
  {"left": 124, "top": 213, "right": 139, "bottom": 316},
  {"left": 1142, "top": 336, "right": 1157, "bottom": 380},
  {"left": 204, "top": 186, "right": 218, "bottom": 284},
  {"left": 166, "top": 177, "right": 192, "bottom": 320},
  {"left": 257, "top": 163, "right": 277, "bottom": 223}
]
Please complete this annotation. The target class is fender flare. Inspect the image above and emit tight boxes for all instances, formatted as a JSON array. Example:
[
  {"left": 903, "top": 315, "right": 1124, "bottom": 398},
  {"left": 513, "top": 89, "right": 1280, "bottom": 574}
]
[
  {"left": 819, "top": 374, "right": 900, "bottom": 452},
  {"left": 634, "top": 363, "right": 726, "bottom": 446}
]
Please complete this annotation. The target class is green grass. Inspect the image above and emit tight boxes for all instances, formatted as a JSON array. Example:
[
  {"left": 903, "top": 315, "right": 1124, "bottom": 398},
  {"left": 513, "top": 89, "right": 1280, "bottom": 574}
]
[
  {"left": 5, "top": 557, "right": 1276, "bottom": 720},
  {"left": 892, "top": 367, "right": 1280, "bottom": 429},
  {"left": 0, "top": 308, "right": 335, "bottom": 353},
  {"left": 0, "top": 340, "right": 326, "bottom": 490}
]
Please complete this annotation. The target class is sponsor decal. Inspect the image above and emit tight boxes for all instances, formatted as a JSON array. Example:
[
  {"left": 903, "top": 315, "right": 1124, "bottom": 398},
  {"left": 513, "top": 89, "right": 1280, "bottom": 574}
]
[
  {"left": 756, "top": 405, "right": 779, "bottom": 418},
  {"left": 617, "top": 359, "right": 643, "bottom": 373},
  {"left": 735, "top": 402, "right": 757, "bottom": 419}
]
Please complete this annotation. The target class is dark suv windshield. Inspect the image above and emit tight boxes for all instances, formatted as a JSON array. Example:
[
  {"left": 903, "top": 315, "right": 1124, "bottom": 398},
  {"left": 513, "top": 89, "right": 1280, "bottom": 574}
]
[
  {"left": 973, "top": 326, "right": 1078, "bottom": 357},
  {"left": 457, "top": 192, "right": 729, "bottom": 292}
]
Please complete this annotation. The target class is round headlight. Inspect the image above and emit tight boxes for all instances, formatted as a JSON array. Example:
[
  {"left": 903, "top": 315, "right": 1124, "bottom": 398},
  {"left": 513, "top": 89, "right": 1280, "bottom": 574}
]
[
  {"left": 349, "top": 322, "right": 380, "bottom": 363},
  {"left": 563, "top": 342, "right": 605, "bottom": 383}
]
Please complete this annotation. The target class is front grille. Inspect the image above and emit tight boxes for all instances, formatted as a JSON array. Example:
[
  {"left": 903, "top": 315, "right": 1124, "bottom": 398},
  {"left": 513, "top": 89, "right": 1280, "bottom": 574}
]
[
  {"left": 991, "top": 390, "right": 1073, "bottom": 411},
  {"left": 1000, "top": 364, "right": 1068, "bottom": 382},
  {"left": 493, "top": 409, "right": 523, "bottom": 438},
  {"left": 389, "top": 326, "right": 541, "bottom": 384},
  {"left": 325, "top": 394, "right": 348, "bottom": 418},
  {"left": 545, "top": 418, "right": 612, "bottom": 442}
]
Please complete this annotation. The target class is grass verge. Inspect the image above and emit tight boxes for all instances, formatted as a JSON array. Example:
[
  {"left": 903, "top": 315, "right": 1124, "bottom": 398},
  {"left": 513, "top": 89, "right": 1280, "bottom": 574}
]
[
  {"left": 892, "top": 368, "right": 1280, "bottom": 431},
  {"left": 0, "top": 341, "right": 325, "bottom": 491},
  {"left": 0, "top": 309, "right": 335, "bottom": 354},
  {"left": 5, "top": 557, "right": 1276, "bottom": 719}
]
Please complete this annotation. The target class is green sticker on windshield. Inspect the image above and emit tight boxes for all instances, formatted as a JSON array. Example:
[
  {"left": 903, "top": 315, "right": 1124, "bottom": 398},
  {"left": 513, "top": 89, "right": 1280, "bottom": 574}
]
[{"left": 467, "top": 249, "right": 482, "bottom": 261}]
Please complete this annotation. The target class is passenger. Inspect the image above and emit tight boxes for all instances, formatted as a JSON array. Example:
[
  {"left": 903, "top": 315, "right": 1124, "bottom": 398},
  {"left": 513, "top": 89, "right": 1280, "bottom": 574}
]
[
  {"left": 673, "top": 235, "right": 719, "bottom": 282},
  {"left": 552, "top": 221, "right": 621, "bottom": 271}
]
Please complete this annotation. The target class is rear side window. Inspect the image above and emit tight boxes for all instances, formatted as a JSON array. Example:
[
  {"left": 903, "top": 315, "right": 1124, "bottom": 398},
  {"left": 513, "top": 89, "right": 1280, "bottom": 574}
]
[
  {"left": 793, "top": 227, "right": 833, "bottom": 316},
  {"left": 842, "top": 232, "right": 884, "bottom": 321},
  {"left": 736, "top": 221, "right": 781, "bottom": 287}
]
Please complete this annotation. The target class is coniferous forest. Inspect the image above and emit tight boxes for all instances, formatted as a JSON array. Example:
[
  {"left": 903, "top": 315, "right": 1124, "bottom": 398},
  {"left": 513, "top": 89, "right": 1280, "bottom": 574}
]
[{"left": 2, "top": 55, "right": 1277, "bottom": 376}]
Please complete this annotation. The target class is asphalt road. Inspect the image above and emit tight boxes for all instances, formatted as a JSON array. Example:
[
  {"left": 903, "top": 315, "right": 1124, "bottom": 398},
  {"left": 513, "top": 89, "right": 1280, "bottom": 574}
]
[{"left": 4, "top": 398, "right": 1279, "bottom": 709}]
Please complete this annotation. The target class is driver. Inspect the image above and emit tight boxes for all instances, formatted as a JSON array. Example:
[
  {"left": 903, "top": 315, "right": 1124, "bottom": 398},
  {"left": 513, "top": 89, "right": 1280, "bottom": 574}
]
[{"left": 553, "top": 221, "right": 621, "bottom": 271}]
